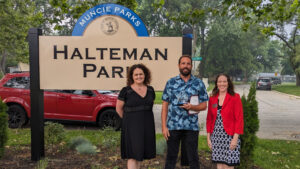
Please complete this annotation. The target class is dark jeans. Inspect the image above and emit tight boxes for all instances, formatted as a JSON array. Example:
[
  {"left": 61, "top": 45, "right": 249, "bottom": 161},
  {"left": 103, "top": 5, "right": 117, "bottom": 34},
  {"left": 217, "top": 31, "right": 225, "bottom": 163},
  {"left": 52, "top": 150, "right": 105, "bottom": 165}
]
[{"left": 164, "top": 130, "right": 200, "bottom": 169}]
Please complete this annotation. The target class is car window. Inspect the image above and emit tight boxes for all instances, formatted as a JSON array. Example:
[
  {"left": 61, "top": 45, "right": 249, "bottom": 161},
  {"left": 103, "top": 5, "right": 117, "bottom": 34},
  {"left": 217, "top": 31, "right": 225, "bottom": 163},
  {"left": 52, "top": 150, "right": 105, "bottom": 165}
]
[
  {"left": 73, "top": 90, "right": 94, "bottom": 96},
  {"left": 3, "top": 77, "right": 30, "bottom": 89},
  {"left": 259, "top": 79, "right": 270, "bottom": 82},
  {"left": 97, "top": 90, "right": 114, "bottom": 94},
  {"left": 56, "top": 90, "right": 75, "bottom": 94},
  {"left": 57, "top": 90, "right": 94, "bottom": 96}
]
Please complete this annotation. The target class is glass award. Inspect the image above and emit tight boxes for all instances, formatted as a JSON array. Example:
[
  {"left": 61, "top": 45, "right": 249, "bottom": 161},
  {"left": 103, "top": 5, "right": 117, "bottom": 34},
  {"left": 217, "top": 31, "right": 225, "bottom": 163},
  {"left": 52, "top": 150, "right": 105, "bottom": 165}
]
[{"left": 177, "top": 91, "right": 189, "bottom": 106}]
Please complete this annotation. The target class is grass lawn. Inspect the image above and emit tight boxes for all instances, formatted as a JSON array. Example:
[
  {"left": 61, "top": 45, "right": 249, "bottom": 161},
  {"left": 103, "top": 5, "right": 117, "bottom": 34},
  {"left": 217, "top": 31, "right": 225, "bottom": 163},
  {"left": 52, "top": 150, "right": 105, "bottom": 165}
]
[
  {"left": 253, "top": 139, "right": 300, "bottom": 169},
  {"left": 272, "top": 83, "right": 300, "bottom": 96},
  {"left": 154, "top": 91, "right": 163, "bottom": 104},
  {"left": 5, "top": 128, "right": 300, "bottom": 169},
  {"left": 207, "top": 83, "right": 214, "bottom": 92}
]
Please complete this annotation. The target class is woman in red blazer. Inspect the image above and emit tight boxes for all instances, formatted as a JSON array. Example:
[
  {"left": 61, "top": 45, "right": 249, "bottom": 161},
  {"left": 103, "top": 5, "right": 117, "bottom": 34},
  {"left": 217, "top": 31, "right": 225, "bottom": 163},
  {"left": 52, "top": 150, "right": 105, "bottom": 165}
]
[{"left": 206, "top": 74, "right": 244, "bottom": 169}]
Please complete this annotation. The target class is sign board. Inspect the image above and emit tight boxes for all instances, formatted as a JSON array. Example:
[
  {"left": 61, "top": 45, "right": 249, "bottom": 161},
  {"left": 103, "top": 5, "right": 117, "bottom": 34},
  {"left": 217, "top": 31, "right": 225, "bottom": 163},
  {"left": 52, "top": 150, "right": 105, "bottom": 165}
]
[
  {"left": 39, "top": 4, "right": 182, "bottom": 90},
  {"left": 192, "top": 57, "right": 202, "bottom": 61}
]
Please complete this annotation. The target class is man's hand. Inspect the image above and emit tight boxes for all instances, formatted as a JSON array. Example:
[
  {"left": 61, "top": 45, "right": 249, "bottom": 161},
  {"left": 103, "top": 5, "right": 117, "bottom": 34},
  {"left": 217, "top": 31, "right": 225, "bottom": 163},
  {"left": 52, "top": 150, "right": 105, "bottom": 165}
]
[
  {"left": 180, "top": 103, "right": 192, "bottom": 110},
  {"left": 162, "top": 126, "right": 170, "bottom": 140}
]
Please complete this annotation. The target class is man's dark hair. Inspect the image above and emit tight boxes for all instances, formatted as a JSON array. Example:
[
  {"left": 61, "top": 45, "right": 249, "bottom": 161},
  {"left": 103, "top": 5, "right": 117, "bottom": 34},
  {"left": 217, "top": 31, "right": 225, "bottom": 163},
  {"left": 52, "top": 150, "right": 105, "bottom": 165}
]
[
  {"left": 127, "top": 64, "right": 151, "bottom": 86},
  {"left": 178, "top": 55, "right": 192, "bottom": 64},
  {"left": 212, "top": 73, "right": 235, "bottom": 96}
]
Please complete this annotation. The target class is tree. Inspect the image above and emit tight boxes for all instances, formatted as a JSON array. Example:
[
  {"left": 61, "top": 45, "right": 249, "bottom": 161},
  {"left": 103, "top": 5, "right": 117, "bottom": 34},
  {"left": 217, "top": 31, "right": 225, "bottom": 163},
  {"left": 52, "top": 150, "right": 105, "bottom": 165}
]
[
  {"left": 34, "top": 0, "right": 59, "bottom": 35},
  {"left": 0, "top": 0, "right": 43, "bottom": 74},
  {"left": 219, "top": 0, "right": 300, "bottom": 85},
  {"left": 203, "top": 17, "right": 259, "bottom": 80},
  {"left": 281, "top": 57, "right": 296, "bottom": 75},
  {"left": 240, "top": 82, "right": 259, "bottom": 168},
  {"left": 157, "top": 0, "right": 219, "bottom": 78},
  {"left": 136, "top": 0, "right": 183, "bottom": 36},
  {"left": 255, "top": 40, "right": 283, "bottom": 73}
]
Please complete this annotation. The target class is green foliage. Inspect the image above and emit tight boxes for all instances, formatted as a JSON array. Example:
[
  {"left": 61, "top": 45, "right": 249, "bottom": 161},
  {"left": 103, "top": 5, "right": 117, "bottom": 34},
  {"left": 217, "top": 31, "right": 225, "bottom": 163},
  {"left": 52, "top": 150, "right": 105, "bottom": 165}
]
[
  {"left": 98, "top": 127, "right": 120, "bottom": 149},
  {"left": 0, "top": 100, "right": 8, "bottom": 159},
  {"left": 204, "top": 16, "right": 284, "bottom": 80},
  {"left": 68, "top": 136, "right": 90, "bottom": 150},
  {"left": 76, "top": 142, "right": 97, "bottom": 155},
  {"left": 156, "top": 137, "right": 166, "bottom": 155},
  {"left": 44, "top": 122, "right": 65, "bottom": 147},
  {"left": 0, "top": 0, "right": 43, "bottom": 73},
  {"left": 68, "top": 135, "right": 96, "bottom": 154},
  {"left": 116, "top": 0, "right": 138, "bottom": 11},
  {"left": 204, "top": 18, "right": 257, "bottom": 79},
  {"left": 239, "top": 82, "right": 259, "bottom": 168},
  {"left": 35, "top": 158, "right": 49, "bottom": 169},
  {"left": 218, "top": 0, "right": 300, "bottom": 85}
]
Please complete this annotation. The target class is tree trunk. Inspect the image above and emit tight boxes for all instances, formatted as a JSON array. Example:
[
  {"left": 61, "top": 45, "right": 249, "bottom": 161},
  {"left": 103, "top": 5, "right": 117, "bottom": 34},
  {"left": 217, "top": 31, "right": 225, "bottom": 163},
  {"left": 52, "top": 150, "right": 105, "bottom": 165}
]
[
  {"left": 290, "top": 52, "right": 300, "bottom": 86},
  {"left": 0, "top": 51, "right": 7, "bottom": 75},
  {"left": 198, "top": 25, "right": 206, "bottom": 78},
  {"left": 243, "top": 69, "right": 248, "bottom": 83},
  {"left": 296, "top": 73, "right": 300, "bottom": 86},
  {"left": 192, "top": 25, "right": 198, "bottom": 57}
]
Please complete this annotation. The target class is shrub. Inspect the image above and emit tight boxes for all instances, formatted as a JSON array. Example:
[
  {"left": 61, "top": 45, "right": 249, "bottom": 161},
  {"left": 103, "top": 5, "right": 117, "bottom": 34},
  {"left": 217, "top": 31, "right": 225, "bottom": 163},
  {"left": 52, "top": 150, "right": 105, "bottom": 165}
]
[
  {"left": 69, "top": 136, "right": 97, "bottom": 154},
  {"left": 98, "top": 127, "right": 120, "bottom": 149},
  {"left": 0, "top": 100, "right": 8, "bottom": 159},
  {"left": 75, "top": 142, "right": 96, "bottom": 154},
  {"left": 44, "top": 122, "right": 65, "bottom": 147},
  {"left": 35, "top": 158, "right": 49, "bottom": 169},
  {"left": 156, "top": 137, "right": 167, "bottom": 155},
  {"left": 239, "top": 82, "right": 259, "bottom": 168},
  {"left": 68, "top": 136, "right": 90, "bottom": 150}
]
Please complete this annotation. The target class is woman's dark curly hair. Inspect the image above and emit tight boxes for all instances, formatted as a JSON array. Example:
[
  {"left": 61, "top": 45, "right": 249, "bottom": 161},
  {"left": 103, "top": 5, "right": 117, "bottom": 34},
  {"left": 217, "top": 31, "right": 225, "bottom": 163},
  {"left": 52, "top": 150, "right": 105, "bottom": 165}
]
[
  {"left": 127, "top": 64, "right": 151, "bottom": 86},
  {"left": 212, "top": 73, "right": 235, "bottom": 96}
]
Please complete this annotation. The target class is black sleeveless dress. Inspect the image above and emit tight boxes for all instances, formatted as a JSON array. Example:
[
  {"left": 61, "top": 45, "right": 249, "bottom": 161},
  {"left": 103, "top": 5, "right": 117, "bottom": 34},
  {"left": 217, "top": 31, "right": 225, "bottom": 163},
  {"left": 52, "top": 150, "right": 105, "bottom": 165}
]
[{"left": 118, "top": 86, "right": 156, "bottom": 161}]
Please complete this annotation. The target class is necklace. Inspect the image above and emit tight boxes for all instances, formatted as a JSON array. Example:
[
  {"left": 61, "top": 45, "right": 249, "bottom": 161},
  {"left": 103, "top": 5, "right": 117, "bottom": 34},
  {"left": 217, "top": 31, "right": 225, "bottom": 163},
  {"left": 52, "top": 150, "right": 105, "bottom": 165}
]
[{"left": 132, "top": 84, "right": 145, "bottom": 90}]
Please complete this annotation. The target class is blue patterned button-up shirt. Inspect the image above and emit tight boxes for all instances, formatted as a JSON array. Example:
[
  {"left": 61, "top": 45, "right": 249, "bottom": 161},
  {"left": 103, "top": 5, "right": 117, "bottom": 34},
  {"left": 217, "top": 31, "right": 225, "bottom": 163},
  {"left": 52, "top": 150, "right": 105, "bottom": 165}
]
[{"left": 162, "top": 75, "right": 208, "bottom": 131}]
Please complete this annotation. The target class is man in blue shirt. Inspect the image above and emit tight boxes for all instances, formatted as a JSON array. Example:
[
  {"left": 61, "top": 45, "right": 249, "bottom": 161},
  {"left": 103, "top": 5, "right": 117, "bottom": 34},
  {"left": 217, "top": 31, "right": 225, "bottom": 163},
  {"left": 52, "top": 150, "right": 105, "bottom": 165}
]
[{"left": 161, "top": 55, "right": 208, "bottom": 169}]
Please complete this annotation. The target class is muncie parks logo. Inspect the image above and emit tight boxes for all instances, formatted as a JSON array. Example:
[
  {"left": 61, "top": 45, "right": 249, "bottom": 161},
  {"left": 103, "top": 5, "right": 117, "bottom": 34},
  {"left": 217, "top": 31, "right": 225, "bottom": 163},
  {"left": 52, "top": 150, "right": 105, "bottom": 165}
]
[{"left": 101, "top": 17, "right": 119, "bottom": 35}]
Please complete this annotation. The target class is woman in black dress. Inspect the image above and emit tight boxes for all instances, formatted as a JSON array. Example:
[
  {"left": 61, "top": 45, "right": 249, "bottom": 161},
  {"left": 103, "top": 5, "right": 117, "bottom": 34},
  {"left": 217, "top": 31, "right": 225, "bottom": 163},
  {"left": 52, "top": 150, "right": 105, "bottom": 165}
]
[{"left": 116, "top": 64, "right": 156, "bottom": 169}]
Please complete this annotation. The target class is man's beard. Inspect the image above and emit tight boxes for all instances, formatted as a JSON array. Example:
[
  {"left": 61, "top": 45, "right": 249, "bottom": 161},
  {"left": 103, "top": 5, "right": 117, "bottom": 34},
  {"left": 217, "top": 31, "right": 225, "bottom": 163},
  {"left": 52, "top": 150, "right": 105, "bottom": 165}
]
[{"left": 180, "top": 68, "right": 191, "bottom": 77}]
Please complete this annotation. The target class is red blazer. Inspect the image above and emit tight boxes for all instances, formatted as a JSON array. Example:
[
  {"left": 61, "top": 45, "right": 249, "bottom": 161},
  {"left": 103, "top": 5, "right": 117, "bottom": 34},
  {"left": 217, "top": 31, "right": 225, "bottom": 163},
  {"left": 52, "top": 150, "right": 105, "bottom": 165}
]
[{"left": 206, "top": 92, "right": 244, "bottom": 136}]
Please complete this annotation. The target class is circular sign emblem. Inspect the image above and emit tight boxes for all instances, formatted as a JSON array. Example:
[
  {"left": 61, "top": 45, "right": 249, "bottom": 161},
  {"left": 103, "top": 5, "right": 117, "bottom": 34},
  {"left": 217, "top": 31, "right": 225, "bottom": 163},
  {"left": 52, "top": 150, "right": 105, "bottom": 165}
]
[{"left": 101, "top": 17, "right": 119, "bottom": 35}]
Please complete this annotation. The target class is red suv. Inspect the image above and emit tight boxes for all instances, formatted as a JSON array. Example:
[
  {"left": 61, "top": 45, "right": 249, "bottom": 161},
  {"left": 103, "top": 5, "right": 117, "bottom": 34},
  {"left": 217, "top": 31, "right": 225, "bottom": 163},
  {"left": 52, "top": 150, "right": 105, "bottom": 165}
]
[{"left": 0, "top": 72, "right": 121, "bottom": 129}]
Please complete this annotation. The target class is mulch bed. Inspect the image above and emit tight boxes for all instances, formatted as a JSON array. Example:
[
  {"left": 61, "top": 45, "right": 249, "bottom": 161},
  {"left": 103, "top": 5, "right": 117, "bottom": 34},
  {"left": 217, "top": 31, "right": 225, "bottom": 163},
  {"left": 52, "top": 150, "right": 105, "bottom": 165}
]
[{"left": 0, "top": 145, "right": 216, "bottom": 169}]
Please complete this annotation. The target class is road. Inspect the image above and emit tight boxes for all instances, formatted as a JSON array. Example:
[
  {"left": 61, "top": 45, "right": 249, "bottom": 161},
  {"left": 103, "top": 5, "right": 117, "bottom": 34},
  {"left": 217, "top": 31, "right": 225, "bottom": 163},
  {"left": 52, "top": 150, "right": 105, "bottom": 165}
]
[{"left": 153, "top": 84, "right": 300, "bottom": 140}]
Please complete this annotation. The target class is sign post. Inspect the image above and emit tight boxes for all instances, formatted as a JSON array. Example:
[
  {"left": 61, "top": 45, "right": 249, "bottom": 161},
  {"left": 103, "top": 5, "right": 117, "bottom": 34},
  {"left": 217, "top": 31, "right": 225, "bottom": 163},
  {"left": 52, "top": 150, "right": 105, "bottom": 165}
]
[
  {"left": 182, "top": 27, "right": 193, "bottom": 56},
  {"left": 29, "top": 28, "right": 44, "bottom": 161}
]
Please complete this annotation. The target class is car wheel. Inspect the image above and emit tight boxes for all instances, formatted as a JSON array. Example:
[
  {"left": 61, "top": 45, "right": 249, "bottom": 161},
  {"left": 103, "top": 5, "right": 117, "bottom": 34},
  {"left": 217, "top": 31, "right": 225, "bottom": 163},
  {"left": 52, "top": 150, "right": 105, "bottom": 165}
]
[
  {"left": 7, "top": 105, "right": 27, "bottom": 128},
  {"left": 98, "top": 109, "right": 121, "bottom": 130}
]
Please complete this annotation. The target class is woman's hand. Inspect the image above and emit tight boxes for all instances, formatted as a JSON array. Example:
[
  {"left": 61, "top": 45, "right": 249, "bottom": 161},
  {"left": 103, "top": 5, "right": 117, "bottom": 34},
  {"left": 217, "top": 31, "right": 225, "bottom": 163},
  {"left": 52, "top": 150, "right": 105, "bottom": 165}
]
[
  {"left": 207, "top": 133, "right": 212, "bottom": 150},
  {"left": 229, "top": 134, "right": 239, "bottom": 150}
]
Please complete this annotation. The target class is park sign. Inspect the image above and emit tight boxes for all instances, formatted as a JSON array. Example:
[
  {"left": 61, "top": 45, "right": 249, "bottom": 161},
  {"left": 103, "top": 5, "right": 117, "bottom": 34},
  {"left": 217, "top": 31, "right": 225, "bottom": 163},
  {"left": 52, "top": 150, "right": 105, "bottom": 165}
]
[{"left": 39, "top": 3, "right": 182, "bottom": 90}]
